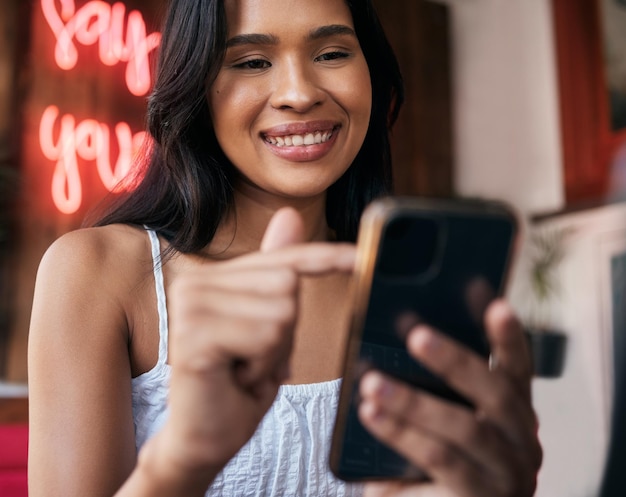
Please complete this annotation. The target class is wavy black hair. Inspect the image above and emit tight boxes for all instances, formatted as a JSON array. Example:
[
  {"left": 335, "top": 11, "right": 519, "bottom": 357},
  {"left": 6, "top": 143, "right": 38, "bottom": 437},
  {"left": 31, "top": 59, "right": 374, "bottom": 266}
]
[{"left": 93, "top": 0, "right": 404, "bottom": 252}]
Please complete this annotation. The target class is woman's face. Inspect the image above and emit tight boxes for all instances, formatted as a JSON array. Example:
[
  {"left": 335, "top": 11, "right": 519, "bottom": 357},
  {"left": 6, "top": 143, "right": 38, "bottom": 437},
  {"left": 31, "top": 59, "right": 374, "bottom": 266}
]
[{"left": 208, "top": 0, "right": 372, "bottom": 203}]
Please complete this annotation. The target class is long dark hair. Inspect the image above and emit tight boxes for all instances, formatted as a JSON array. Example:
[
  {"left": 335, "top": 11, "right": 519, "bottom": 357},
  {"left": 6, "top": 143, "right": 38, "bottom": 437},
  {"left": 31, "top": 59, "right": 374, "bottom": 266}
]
[{"left": 93, "top": 0, "right": 404, "bottom": 252}]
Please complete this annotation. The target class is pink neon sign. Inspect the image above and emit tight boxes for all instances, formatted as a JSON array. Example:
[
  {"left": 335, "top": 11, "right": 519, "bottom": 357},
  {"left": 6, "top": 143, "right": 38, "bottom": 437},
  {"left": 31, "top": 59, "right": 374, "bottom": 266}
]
[
  {"left": 40, "top": 105, "right": 147, "bottom": 215},
  {"left": 38, "top": 0, "right": 160, "bottom": 214},
  {"left": 41, "top": 0, "right": 161, "bottom": 96}
]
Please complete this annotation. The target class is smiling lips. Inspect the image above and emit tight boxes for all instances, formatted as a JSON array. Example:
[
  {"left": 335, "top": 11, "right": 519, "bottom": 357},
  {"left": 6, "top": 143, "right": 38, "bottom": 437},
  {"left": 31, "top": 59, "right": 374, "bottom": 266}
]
[
  {"left": 265, "top": 129, "right": 334, "bottom": 147},
  {"left": 261, "top": 122, "right": 340, "bottom": 161}
]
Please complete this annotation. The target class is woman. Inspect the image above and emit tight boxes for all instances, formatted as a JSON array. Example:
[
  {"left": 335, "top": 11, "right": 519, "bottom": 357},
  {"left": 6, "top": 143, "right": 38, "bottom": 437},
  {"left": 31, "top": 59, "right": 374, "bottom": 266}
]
[{"left": 27, "top": 0, "right": 542, "bottom": 496}]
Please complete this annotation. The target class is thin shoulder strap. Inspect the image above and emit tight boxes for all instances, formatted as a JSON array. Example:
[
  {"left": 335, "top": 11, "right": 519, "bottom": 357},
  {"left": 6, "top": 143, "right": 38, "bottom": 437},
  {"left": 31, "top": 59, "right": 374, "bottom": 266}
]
[{"left": 146, "top": 229, "right": 169, "bottom": 366}]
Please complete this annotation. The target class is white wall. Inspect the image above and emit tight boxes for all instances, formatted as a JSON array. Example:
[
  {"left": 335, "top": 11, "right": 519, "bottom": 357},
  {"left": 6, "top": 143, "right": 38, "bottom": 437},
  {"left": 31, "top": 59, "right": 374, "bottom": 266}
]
[
  {"left": 529, "top": 203, "right": 626, "bottom": 497},
  {"left": 437, "top": 0, "right": 564, "bottom": 215},
  {"left": 431, "top": 1, "right": 622, "bottom": 496}
]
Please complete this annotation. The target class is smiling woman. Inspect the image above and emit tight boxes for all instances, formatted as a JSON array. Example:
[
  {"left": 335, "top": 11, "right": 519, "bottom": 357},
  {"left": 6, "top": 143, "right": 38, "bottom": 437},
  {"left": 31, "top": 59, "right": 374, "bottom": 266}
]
[
  {"left": 209, "top": 0, "right": 372, "bottom": 203},
  {"left": 26, "top": 1, "right": 541, "bottom": 497}
]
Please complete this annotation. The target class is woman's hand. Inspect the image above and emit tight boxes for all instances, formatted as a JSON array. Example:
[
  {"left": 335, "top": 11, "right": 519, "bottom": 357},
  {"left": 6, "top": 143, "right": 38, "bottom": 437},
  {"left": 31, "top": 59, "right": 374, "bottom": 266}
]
[
  {"left": 360, "top": 301, "right": 542, "bottom": 497},
  {"left": 146, "top": 208, "right": 355, "bottom": 485}
]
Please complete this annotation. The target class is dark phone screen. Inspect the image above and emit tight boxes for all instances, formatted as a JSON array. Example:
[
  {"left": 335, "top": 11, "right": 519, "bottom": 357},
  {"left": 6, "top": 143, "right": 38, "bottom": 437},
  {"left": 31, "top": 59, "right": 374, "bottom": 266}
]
[{"left": 333, "top": 209, "right": 516, "bottom": 481}]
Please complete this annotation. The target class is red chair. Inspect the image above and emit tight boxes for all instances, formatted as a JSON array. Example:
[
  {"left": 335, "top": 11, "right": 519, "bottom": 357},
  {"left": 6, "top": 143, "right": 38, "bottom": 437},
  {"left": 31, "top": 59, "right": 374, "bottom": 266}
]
[{"left": 0, "top": 424, "right": 28, "bottom": 497}]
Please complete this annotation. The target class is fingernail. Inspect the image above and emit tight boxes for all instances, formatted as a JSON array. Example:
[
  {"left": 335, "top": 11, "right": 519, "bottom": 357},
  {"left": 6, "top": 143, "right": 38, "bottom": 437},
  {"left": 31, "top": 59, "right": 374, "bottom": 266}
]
[
  {"left": 377, "top": 377, "right": 394, "bottom": 399},
  {"left": 410, "top": 327, "right": 439, "bottom": 354},
  {"left": 359, "top": 399, "right": 384, "bottom": 423},
  {"left": 362, "top": 371, "right": 393, "bottom": 399}
]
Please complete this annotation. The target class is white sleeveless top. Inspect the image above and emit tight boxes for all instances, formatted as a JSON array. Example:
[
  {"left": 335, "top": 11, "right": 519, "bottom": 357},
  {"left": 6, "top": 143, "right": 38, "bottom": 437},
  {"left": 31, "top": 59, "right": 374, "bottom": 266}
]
[{"left": 131, "top": 229, "right": 363, "bottom": 497}]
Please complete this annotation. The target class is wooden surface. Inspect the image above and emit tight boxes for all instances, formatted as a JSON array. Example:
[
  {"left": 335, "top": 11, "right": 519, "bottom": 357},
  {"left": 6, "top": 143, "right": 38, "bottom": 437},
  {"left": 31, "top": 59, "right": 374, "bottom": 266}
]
[
  {"left": 0, "top": 398, "right": 28, "bottom": 424},
  {"left": 373, "top": 0, "right": 453, "bottom": 197},
  {"left": 552, "top": 0, "right": 626, "bottom": 205},
  {"left": 0, "top": 0, "right": 28, "bottom": 379}
]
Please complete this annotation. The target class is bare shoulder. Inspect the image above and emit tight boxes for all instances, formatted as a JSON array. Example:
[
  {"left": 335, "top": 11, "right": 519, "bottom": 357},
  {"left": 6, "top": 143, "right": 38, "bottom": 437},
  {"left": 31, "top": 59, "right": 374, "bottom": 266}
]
[
  {"left": 28, "top": 224, "right": 153, "bottom": 495},
  {"left": 40, "top": 223, "right": 152, "bottom": 280},
  {"left": 32, "top": 223, "right": 155, "bottom": 342}
]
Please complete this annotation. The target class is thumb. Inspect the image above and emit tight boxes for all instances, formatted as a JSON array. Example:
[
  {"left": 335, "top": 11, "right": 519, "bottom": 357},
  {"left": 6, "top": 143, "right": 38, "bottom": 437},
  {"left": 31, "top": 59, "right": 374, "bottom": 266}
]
[{"left": 260, "top": 207, "right": 306, "bottom": 252}]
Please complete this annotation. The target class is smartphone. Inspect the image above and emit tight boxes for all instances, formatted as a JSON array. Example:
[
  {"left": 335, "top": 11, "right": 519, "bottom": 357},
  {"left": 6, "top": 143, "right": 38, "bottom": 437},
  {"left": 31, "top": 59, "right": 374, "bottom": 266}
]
[{"left": 329, "top": 196, "right": 519, "bottom": 482}]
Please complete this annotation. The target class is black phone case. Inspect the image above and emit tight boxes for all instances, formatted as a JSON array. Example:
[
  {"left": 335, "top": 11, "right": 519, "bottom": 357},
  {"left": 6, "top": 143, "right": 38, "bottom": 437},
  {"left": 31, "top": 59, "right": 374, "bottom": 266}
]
[{"left": 329, "top": 197, "right": 518, "bottom": 482}]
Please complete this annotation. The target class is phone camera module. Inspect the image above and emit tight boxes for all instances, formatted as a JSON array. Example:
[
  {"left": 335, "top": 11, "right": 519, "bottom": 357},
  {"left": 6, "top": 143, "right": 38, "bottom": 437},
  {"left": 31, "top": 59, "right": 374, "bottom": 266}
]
[{"left": 377, "top": 215, "right": 442, "bottom": 280}]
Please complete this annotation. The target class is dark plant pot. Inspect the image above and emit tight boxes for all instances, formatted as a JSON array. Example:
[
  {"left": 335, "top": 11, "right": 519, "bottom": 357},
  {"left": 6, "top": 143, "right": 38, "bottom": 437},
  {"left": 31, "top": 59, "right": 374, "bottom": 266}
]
[{"left": 525, "top": 328, "right": 568, "bottom": 378}]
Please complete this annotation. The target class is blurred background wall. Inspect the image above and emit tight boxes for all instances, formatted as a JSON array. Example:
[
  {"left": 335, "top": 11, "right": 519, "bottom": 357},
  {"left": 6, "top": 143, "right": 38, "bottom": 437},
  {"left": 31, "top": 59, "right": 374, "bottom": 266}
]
[{"left": 1, "top": 1, "right": 625, "bottom": 497}]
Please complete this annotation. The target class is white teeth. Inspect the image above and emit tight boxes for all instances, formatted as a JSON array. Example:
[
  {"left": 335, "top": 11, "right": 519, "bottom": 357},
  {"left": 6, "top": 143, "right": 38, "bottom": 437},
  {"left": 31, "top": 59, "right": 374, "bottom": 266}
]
[{"left": 266, "top": 130, "right": 334, "bottom": 147}]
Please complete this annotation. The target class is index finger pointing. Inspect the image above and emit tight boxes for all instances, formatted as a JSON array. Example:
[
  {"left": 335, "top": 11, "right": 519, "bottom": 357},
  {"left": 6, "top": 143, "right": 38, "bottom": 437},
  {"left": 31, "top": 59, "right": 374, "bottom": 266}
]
[{"left": 217, "top": 242, "right": 357, "bottom": 276}]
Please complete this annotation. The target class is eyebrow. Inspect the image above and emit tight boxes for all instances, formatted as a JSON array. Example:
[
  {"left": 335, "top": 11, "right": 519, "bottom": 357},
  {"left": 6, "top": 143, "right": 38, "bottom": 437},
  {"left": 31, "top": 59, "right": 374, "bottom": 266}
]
[
  {"left": 308, "top": 24, "right": 356, "bottom": 41},
  {"left": 226, "top": 33, "right": 279, "bottom": 48},
  {"left": 225, "top": 24, "right": 357, "bottom": 48}
]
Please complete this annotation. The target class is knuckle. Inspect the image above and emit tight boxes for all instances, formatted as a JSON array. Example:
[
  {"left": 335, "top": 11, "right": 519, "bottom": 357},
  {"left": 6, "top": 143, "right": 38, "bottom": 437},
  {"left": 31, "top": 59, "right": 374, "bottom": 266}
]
[
  {"left": 489, "top": 432, "right": 540, "bottom": 497},
  {"left": 258, "top": 320, "right": 290, "bottom": 351},
  {"left": 170, "top": 272, "right": 202, "bottom": 296},
  {"left": 422, "top": 442, "right": 456, "bottom": 469},
  {"left": 486, "top": 376, "right": 517, "bottom": 414},
  {"left": 171, "top": 308, "right": 203, "bottom": 337},
  {"left": 396, "top": 384, "right": 418, "bottom": 415},
  {"left": 171, "top": 296, "right": 212, "bottom": 328},
  {"left": 169, "top": 282, "right": 205, "bottom": 316},
  {"left": 377, "top": 415, "right": 404, "bottom": 442},
  {"left": 492, "top": 477, "right": 514, "bottom": 497},
  {"left": 271, "top": 268, "right": 298, "bottom": 293},
  {"left": 494, "top": 465, "right": 530, "bottom": 497},
  {"left": 262, "top": 327, "right": 285, "bottom": 350},
  {"left": 438, "top": 346, "right": 471, "bottom": 379},
  {"left": 462, "top": 417, "right": 488, "bottom": 447},
  {"left": 272, "top": 296, "right": 297, "bottom": 326}
]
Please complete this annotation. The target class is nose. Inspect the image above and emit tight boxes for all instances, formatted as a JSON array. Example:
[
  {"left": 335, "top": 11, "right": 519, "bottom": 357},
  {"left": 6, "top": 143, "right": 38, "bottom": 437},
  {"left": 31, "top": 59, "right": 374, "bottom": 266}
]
[{"left": 269, "top": 58, "right": 324, "bottom": 112}]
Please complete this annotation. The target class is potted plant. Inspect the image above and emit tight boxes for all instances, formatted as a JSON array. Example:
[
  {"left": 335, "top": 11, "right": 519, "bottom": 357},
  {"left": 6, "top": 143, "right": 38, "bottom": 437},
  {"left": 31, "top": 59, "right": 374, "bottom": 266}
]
[{"left": 524, "top": 225, "right": 572, "bottom": 378}]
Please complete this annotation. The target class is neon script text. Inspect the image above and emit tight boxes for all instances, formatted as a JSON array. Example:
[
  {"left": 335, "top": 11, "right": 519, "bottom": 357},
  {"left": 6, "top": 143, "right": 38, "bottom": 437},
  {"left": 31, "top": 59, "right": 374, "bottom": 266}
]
[
  {"left": 40, "top": 105, "right": 147, "bottom": 214},
  {"left": 41, "top": 0, "right": 161, "bottom": 96}
]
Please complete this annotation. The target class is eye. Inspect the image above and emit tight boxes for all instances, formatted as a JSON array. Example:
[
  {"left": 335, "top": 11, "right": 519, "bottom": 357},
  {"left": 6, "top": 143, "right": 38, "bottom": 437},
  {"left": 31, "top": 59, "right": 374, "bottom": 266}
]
[
  {"left": 314, "top": 51, "right": 351, "bottom": 62},
  {"left": 233, "top": 58, "right": 271, "bottom": 70}
]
